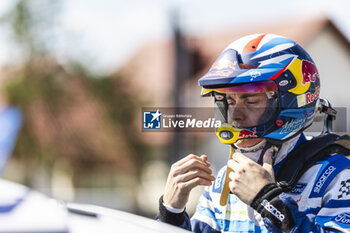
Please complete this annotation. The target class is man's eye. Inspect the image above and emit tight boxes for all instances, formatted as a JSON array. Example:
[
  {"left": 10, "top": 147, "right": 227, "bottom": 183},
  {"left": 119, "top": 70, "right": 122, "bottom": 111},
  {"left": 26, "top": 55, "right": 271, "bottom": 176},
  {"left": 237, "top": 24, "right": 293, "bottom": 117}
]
[
  {"left": 228, "top": 101, "right": 235, "bottom": 105},
  {"left": 247, "top": 101, "right": 257, "bottom": 104}
]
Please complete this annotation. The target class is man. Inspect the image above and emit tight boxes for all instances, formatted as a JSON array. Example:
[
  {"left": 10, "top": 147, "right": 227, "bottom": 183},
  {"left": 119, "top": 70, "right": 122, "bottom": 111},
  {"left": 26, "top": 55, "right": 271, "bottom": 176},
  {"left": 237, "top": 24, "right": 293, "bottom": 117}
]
[{"left": 157, "top": 34, "right": 350, "bottom": 232}]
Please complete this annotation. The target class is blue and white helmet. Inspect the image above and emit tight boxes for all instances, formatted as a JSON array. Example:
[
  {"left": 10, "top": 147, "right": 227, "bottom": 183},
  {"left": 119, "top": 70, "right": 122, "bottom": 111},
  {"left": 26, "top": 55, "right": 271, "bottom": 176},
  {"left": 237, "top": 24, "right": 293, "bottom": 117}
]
[{"left": 199, "top": 33, "right": 320, "bottom": 144}]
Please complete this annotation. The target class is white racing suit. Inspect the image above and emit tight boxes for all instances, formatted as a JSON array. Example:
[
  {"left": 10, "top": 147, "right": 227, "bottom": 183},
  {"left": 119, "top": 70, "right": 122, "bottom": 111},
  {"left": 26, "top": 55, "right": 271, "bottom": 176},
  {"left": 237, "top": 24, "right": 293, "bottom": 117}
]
[{"left": 158, "top": 134, "right": 350, "bottom": 232}]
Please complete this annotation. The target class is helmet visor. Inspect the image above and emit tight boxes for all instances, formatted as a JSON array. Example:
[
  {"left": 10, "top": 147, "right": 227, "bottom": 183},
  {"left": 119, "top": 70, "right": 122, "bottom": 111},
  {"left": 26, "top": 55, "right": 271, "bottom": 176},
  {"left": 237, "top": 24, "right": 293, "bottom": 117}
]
[
  {"left": 205, "top": 81, "right": 279, "bottom": 129},
  {"left": 201, "top": 80, "right": 278, "bottom": 96}
]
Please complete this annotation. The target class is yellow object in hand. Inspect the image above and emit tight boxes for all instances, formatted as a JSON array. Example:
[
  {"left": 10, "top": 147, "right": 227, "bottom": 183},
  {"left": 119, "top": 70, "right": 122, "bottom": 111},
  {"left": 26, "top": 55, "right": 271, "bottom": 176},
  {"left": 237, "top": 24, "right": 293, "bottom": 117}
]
[{"left": 219, "top": 145, "right": 235, "bottom": 206}]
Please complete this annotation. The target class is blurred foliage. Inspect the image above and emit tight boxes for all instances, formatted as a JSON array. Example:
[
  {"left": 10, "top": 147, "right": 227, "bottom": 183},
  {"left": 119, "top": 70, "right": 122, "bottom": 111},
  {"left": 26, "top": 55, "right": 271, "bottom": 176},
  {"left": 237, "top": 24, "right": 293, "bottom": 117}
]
[
  {"left": 2, "top": 0, "right": 58, "bottom": 58},
  {"left": 2, "top": 0, "right": 151, "bottom": 192}
]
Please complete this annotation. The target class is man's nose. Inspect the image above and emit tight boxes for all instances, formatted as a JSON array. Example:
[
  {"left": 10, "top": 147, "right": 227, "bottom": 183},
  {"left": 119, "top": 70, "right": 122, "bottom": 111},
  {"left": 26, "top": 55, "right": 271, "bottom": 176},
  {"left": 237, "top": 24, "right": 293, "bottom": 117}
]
[{"left": 229, "top": 104, "right": 245, "bottom": 122}]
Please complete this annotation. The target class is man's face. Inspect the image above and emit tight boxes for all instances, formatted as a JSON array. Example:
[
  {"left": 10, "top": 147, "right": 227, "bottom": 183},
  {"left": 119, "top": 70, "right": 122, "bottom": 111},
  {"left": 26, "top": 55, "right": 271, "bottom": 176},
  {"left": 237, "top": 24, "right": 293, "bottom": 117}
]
[{"left": 227, "top": 93, "right": 268, "bottom": 128}]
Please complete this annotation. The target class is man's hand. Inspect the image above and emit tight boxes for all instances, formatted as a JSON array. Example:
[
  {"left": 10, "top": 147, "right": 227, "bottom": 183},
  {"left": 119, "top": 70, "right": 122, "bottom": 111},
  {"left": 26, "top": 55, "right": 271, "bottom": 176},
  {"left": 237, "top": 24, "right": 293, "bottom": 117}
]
[
  {"left": 163, "top": 154, "right": 215, "bottom": 209},
  {"left": 227, "top": 148, "right": 274, "bottom": 205}
]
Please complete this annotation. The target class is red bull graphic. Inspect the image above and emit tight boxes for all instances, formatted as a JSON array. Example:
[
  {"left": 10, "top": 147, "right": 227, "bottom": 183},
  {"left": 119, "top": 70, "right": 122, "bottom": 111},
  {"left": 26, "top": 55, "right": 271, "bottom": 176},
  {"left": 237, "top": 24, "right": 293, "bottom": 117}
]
[
  {"left": 301, "top": 60, "right": 319, "bottom": 85},
  {"left": 238, "top": 128, "right": 257, "bottom": 138},
  {"left": 306, "top": 86, "right": 320, "bottom": 104},
  {"left": 288, "top": 58, "right": 319, "bottom": 95}
]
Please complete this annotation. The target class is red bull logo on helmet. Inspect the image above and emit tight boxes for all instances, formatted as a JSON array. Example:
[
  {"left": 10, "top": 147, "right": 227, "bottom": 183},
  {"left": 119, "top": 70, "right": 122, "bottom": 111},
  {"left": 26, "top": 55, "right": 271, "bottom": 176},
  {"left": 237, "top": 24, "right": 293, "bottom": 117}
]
[
  {"left": 288, "top": 59, "right": 319, "bottom": 95},
  {"left": 306, "top": 86, "right": 320, "bottom": 104},
  {"left": 238, "top": 128, "right": 257, "bottom": 138},
  {"left": 302, "top": 60, "right": 319, "bottom": 85}
]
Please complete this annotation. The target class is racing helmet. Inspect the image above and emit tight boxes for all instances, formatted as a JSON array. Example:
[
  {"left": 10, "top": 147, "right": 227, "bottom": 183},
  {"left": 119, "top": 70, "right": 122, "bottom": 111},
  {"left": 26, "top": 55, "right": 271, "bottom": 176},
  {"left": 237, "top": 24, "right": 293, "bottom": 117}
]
[{"left": 199, "top": 33, "right": 320, "bottom": 144}]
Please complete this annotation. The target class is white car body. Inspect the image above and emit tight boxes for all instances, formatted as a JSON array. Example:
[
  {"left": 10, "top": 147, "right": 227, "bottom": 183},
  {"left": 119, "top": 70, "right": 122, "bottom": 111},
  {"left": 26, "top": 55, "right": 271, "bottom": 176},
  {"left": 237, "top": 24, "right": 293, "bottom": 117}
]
[{"left": 0, "top": 179, "right": 189, "bottom": 233}]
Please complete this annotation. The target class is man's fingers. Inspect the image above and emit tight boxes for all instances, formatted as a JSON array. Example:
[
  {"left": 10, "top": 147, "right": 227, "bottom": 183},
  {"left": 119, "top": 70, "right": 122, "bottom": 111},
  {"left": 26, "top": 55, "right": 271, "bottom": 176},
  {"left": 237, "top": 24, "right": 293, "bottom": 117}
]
[
  {"left": 182, "top": 177, "right": 213, "bottom": 192},
  {"left": 200, "top": 154, "right": 208, "bottom": 161},
  {"left": 200, "top": 154, "right": 211, "bottom": 166},
  {"left": 174, "top": 154, "right": 210, "bottom": 167},
  {"left": 262, "top": 147, "right": 274, "bottom": 174},
  {"left": 174, "top": 158, "right": 212, "bottom": 176},
  {"left": 232, "top": 152, "right": 253, "bottom": 163},
  {"left": 164, "top": 154, "right": 212, "bottom": 209},
  {"left": 262, "top": 147, "right": 273, "bottom": 166},
  {"left": 173, "top": 154, "right": 200, "bottom": 167},
  {"left": 227, "top": 159, "right": 243, "bottom": 174},
  {"left": 176, "top": 169, "right": 215, "bottom": 183}
]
